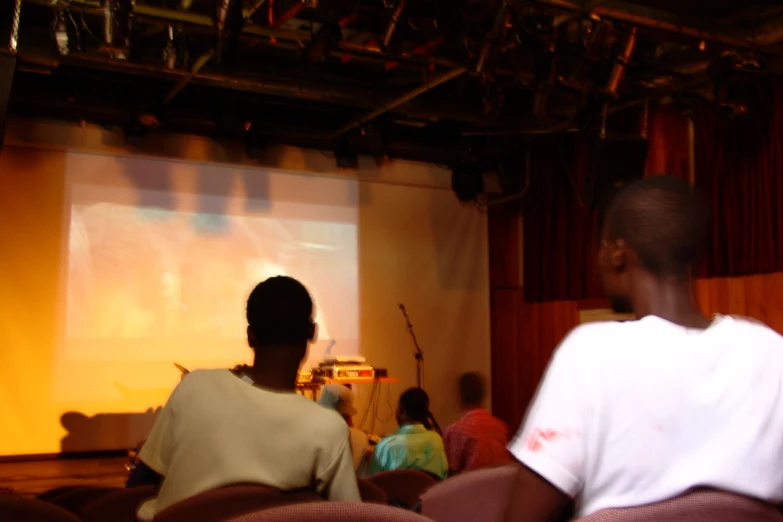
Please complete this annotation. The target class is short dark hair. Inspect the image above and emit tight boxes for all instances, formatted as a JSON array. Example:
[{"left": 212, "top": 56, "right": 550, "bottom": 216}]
[
  {"left": 458, "top": 372, "right": 486, "bottom": 407},
  {"left": 603, "top": 175, "right": 707, "bottom": 277},
  {"left": 246, "top": 276, "right": 315, "bottom": 347}
]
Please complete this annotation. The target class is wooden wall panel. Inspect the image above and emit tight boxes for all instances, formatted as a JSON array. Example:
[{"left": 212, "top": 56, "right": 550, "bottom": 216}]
[{"left": 694, "top": 273, "right": 783, "bottom": 334}]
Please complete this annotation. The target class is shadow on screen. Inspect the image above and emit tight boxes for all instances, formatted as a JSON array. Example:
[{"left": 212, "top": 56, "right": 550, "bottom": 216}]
[
  {"left": 60, "top": 409, "right": 161, "bottom": 453},
  {"left": 119, "top": 159, "right": 176, "bottom": 211}
]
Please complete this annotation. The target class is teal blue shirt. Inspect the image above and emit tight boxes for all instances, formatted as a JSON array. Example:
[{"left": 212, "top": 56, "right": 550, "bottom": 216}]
[{"left": 369, "top": 423, "right": 448, "bottom": 479}]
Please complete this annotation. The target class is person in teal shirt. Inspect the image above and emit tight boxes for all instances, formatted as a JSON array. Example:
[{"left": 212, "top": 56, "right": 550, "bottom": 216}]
[{"left": 369, "top": 387, "right": 448, "bottom": 480}]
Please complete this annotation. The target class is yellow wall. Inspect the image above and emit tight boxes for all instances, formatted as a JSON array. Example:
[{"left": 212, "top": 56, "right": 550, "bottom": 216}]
[{"left": 0, "top": 147, "right": 69, "bottom": 455}]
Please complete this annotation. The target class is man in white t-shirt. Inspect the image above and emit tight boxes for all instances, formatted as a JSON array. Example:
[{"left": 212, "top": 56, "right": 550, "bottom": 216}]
[
  {"left": 506, "top": 176, "right": 783, "bottom": 520},
  {"left": 135, "top": 276, "right": 360, "bottom": 521}
]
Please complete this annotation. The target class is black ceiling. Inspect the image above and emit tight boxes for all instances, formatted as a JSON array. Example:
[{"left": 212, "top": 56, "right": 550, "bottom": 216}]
[{"left": 4, "top": 0, "right": 783, "bottom": 164}]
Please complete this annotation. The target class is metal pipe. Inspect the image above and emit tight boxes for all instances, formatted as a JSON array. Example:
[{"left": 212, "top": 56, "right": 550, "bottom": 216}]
[
  {"left": 18, "top": 46, "right": 496, "bottom": 124},
  {"left": 532, "top": 0, "right": 763, "bottom": 51},
  {"left": 329, "top": 68, "right": 465, "bottom": 139},
  {"left": 553, "top": 0, "right": 612, "bottom": 28},
  {"left": 605, "top": 26, "right": 636, "bottom": 96},
  {"left": 164, "top": 49, "right": 215, "bottom": 104},
  {"left": 381, "top": 0, "right": 406, "bottom": 50},
  {"left": 475, "top": 0, "right": 508, "bottom": 74},
  {"left": 9, "top": 0, "right": 22, "bottom": 54},
  {"left": 385, "top": 36, "right": 443, "bottom": 71},
  {"left": 271, "top": 1, "right": 304, "bottom": 28},
  {"left": 243, "top": 0, "right": 268, "bottom": 20},
  {"left": 23, "top": 0, "right": 529, "bottom": 76},
  {"left": 215, "top": 0, "right": 233, "bottom": 63},
  {"left": 607, "top": 76, "right": 711, "bottom": 114},
  {"left": 101, "top": 0, "right": 114, "bottom": 46},
  {"left": 340, "top": 40, "right": 468, "bottom": 71},
  {"left": 484, "top": 150, "right": 531, "bottom": 208}
]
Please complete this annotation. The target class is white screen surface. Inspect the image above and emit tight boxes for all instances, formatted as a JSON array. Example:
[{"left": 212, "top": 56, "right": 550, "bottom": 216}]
[{"left": 57, "top": 154, "right": 358, "bottom": 405}]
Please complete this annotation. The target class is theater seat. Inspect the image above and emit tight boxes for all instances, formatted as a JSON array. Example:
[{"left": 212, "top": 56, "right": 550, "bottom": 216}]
[
  {"left": 419, "top": 464, "right": 520, "bottom": 522},
  {"left": 576, "top": 489, "right": 783, "bottom": 521},
  {"left": 358, "top": 479, "right": 389, "bottom": 504},
  {"left": 36, "top": 486, "right": 89, "bottom": 502},
  {"left": 81, "top": 485, "right": 156, "bottom": 522},
  {"left": 154, "top": 484, "right": 324, "bottom": 522},
  {"left": 46, "top": 485, "right": 119, "bottom": 515},
  {"left": 227, "top": 501, "right": 435, "bottom": 521},
  {"left": 0, "top": 494, "right": 82, "bottom": 522},
  {"left": 366, "top": 470, "right": 438, "bottom": 508}
]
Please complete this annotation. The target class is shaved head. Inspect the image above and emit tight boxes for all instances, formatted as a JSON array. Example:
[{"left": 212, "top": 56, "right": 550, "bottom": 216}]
[
  {"left": 603, "top": 175, "right": 708, "bottom": 278},
  {"left": 598, "top": 175, "right": 708, "bottom": 315}
]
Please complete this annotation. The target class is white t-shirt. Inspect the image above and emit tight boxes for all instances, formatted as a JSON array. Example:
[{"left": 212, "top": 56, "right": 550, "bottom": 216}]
[
  {"left": 509, "top": 315, "right": 783, "bottom": 517},
  {"left": 136, "top": 369, "right": 360, "bottom": 520}
]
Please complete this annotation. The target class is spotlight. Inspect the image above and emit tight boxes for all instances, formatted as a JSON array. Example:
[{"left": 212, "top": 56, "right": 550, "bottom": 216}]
[
  {"left": 334, "top": 141, "right": 358, "bottom": 170},
  {"left": 54, "top": 11, "right": 69, "bottom": 56},
  {"left": 451, "top": 163, "right": 484, "bottom": 202},
  {"left": 244, "top": 122, "right": 268, "bottom": 159},
  {"left": 307, "top": 21, "right": 342, "bottom": 63},
  {"left": 163, "top": 24, "right": 177, "bottom": 69}
]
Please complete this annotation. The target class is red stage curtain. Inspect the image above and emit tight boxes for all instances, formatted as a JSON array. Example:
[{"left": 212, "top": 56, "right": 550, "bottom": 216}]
[
  {"left": 645, "top": 104, "right": 692, "bottom": 179},
  {"left": 694, "top": 84, "right": 783, "bottom": 277},
  {"left": 523, "top": 104, "right": 691, "bottom": 302},
  {"left": 522, "top": 135, "right": 602, "bottom": 302}
]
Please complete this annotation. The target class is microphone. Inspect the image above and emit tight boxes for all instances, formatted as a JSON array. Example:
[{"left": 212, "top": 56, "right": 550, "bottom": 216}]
[{"left": 399, "top": 303, "right": 406, "bottom": 312}]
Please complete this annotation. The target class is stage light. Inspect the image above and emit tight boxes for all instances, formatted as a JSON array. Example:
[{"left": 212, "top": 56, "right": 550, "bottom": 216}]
[
  {"left": 54, "top": 11, "right": 69, "bottom": 56},
  {"left": 307, "top": 21, "right": 342, "bottom": 63},
  {"left": 451, "top": 163, "right": 484, "bottom": 202},
  {"left": 334, "top": 141, "right": 359, "bottom": 170},
  {"left": 245, "top": 122, "right": 268, "bottom": 159},
  {"left": 101, "top": 0, "right": 113, "bottom": 48},
  {"left": 163, "top": 24, "right": 177, "bottom": 69}
]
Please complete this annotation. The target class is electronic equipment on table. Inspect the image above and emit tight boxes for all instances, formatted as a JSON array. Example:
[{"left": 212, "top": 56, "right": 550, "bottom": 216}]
[{"left": 314, "top": 356, "right": 373, "bottom": 381}]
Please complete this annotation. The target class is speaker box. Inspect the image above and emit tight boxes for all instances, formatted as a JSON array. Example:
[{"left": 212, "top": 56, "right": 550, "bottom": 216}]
[
  {"left": 0, "top": 54, "right": 16, "bottom": 153},
  {"left": 582, "top": 135, "right": 649, "bottom": 210}
]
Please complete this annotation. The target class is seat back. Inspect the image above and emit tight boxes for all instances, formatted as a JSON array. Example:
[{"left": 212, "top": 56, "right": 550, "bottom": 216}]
[
  {"left": 227, "top": 501, "right": 435, "bottom": 521},
  {"left": 0, "top": 494, "right": 82, "bottom": 522},
  {"left": 37, "top": 486, "right": 89, "bottom": 502},
  {"left": 576, "top": 489, "right": 783, "bottom": 521},
  {"left": 358, "top": 479, "right": 389, "bottom": 504},
  {"left": 47, "top": 485, "right": 119, "bottom": 515},
  {"left": 419, "top": 464, "right": 519, "bottom": 522},
  {"left": 366, "top": 470, "right": 438, "bottom": 508},
  {"left": 81, "top": 485, "right": 156, "bottom": 522},
  {"left": 154, "top": 484, "right": 325, "bottom": 522}
]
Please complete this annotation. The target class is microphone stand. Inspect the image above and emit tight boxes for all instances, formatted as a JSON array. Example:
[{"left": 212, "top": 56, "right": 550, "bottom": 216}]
[{"left": 400, "top": 305, "right": 424, "bottom": 389}]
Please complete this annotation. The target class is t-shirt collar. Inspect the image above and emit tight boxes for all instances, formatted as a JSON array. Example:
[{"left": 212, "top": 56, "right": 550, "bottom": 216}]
[
  {"left": 462, "top": 407, "right": 488, "bottom": 419},
  {"left": 397, "top": 423, "right": 428, "bottom": 435}
]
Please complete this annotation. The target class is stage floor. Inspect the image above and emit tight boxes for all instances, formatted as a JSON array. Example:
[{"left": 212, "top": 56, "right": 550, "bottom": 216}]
[{"left": 0, "top": 457, "right": 128, "bottom": 497}]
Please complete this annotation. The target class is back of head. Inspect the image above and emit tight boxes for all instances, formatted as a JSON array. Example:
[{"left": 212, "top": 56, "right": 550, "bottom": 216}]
[
  {"left": 399, "top": 387, "right": 432, "bottom": 428},
  {"left": 317, "top": 384, "right": 358, "bottom": 418},
  {"left": 457, "top": 372, "right": 486, "bottom": 408},
  {"left": 603, "top": 175, "right": 707, "bottom": 278},
  {"left": 246, "top": 276, "right": 315, "bottom": 349}
]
